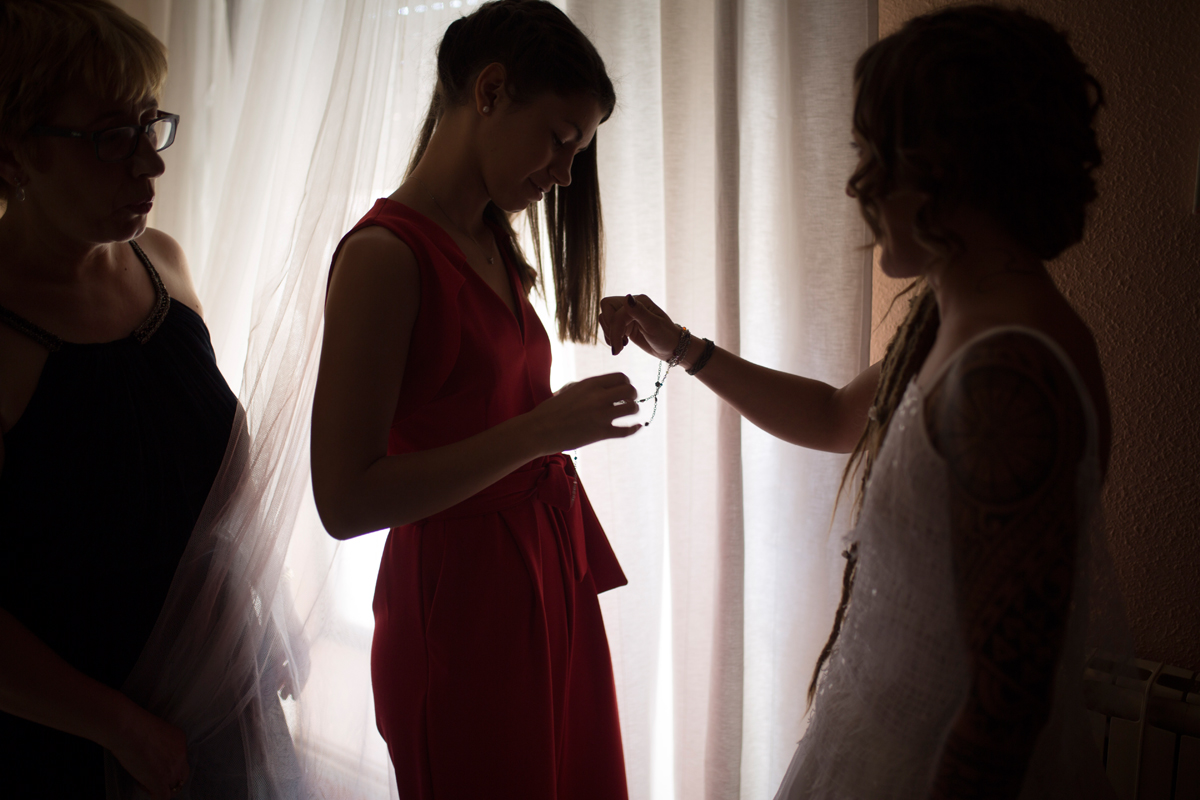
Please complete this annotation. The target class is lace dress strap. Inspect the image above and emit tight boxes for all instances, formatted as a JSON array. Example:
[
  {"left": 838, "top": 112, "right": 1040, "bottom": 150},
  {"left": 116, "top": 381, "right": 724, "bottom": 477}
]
[{"left": 0, "top": 241, "right": 170, "bottom": 351}]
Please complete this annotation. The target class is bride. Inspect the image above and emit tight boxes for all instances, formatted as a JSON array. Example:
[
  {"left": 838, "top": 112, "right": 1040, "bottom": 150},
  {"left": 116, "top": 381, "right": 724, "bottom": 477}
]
[{"left": 601, "top": 5, "right": 1122, "bottom": 797}]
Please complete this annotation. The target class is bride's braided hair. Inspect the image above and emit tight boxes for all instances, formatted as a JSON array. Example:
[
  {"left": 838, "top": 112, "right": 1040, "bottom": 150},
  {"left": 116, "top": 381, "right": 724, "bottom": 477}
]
[
  {"left": 808, "top": 285, "right": 938, "bottom": 707},
  {"left": 808, "top": 3, "right": 1104, "bottom": 709},
  {"left": 406, "top": 0, "right": 615, "bottom": 343}
]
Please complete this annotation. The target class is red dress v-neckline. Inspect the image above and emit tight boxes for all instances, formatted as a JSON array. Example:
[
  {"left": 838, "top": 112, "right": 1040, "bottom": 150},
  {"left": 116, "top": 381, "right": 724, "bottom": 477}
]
[{"left": 384, "top": 199, "right": 526, "bottom": 343}]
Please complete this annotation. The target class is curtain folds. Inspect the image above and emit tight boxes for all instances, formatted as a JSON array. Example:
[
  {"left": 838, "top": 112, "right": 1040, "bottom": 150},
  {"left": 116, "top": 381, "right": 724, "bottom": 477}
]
[
  {"left": 569, "top": 1, "right": 876, "bottom": 796},
  {"left": 115, "top": 0, "right": 876, "bottom": 796}
]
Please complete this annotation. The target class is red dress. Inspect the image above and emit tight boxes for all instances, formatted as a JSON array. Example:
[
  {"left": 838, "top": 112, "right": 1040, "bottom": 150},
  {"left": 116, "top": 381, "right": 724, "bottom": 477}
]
[{"left": 332, "top": 199, "right": 629, "bottom": 799}]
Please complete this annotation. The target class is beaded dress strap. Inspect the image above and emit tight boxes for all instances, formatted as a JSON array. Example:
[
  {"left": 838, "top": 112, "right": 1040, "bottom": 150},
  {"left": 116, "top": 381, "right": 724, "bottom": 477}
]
[
  {"left": 0, "top": 302, "right": 62, "bottom": 352},
  {"left": 128, "top": 240, "right": 170, "bottom": 344},
  {"left": 0, "top": 240, "right": 169, "bottom": 351}
]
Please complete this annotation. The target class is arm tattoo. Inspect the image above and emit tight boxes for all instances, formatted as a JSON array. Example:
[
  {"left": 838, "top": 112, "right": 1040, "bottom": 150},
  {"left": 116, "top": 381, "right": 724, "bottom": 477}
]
[{"left": 925, "top": 333, "right": 1087, "bottom": 800}]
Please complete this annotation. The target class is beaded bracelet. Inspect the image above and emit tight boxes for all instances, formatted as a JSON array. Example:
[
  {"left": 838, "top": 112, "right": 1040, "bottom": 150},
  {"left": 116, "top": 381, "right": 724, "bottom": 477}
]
[
  {"left": 686, "top": 338, "right": 716, "bottom": 375},
  {"left": 667, "top": 327, "right": 692, "bottom": 367}
]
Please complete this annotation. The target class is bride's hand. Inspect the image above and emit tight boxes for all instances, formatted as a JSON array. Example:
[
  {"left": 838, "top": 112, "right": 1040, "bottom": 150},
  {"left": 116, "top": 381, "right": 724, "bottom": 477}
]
[{"left": 598, "top": 294, "right": 685, "bottom": 360}]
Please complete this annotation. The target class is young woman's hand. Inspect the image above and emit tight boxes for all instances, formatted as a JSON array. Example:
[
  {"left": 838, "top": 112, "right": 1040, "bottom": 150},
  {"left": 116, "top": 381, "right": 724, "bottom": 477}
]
[
  {"left": 525, "top": 372, "right": 641, "bottom": 453},
  {"left": 598, "top": 294, "right": 685, "bottom": 360},
  {"left": 106, "top": 703, "right": 190, "bottom": 800}
]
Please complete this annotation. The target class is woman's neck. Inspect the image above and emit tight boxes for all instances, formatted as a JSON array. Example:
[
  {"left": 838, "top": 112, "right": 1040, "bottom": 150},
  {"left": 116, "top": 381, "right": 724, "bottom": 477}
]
[
  {"left": 399, "top": 107, "right": 493, "bottom": 240},
  {"left": 0, "top": 207, "right": 116, "bottom": 287},
  {"left": 923, "top": 208, "right": 1048, "bottom": 328}
]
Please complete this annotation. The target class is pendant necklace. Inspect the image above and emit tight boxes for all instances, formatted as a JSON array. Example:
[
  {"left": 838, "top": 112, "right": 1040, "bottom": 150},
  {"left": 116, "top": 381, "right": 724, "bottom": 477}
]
[{"left": 416, "top": 178, "right": 495, "bottom": 264}]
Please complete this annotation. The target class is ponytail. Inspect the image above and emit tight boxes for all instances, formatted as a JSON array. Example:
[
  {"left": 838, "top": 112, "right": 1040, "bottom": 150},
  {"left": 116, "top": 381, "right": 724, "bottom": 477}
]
[{"left": 407, "top": 0, "right": 614, "bottom": 343}]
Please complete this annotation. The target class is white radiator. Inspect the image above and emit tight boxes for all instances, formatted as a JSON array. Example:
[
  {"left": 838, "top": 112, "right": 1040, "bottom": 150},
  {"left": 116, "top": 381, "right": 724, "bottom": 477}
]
[{"left": 1084, "top": 654, "right": 1200, "bottom": 799}]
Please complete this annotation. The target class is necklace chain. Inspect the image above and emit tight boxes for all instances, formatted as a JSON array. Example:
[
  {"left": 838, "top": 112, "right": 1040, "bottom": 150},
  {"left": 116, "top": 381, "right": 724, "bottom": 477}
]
[
  {"left": 415, "top": 178, "right": 495, "bottom": 265},
  {"left": 636, "top": 360, "right": 672, "bottom": 427},
  {"left": 635, "top": 327, "right": 691, "bottom": 427}
]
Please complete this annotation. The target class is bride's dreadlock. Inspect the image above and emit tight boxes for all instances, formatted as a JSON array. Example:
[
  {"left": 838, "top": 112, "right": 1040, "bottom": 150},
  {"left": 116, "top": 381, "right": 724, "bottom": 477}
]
[{"left": 807, "top": 285, "right": 939, "bottom": 707}]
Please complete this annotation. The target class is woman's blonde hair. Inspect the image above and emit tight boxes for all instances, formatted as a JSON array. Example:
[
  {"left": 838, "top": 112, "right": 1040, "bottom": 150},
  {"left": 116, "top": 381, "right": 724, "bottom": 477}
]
[{"left": 0, "top": 0, "right": 167, "bottom": 200}]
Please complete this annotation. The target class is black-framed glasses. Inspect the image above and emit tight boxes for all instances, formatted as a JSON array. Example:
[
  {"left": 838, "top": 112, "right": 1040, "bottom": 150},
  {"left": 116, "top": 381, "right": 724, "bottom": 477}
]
[{"left": 29, "top": 113, "right": 179, "bottom": 163}]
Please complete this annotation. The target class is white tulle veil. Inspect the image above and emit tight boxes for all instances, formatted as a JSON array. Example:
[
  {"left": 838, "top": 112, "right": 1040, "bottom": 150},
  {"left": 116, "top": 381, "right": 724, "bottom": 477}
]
[{"left": 105, "top": 0, "right": 459, "bottom": 794}]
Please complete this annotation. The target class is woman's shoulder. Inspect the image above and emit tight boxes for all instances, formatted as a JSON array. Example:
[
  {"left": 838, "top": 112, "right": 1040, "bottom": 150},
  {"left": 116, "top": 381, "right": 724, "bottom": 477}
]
[
  {"left": 332, "top": 200, "right": 467, "bottom": 300},
  {"left": 332, "top": 224, "right": 420, "bottom": 289},
  {"left": 941, "top": 324, "right": 1092, "bottom": 400},
  {"left": 346, "top": 198, "right": 442, "bottom": 248},
  {"left": 326, "top": 225, "right": 422, "bottom": 340},
  {"left": 340, "top": 222, "right": 417, "bottom": 255},
  {"left": 927, "top": 311, "right": 1111, "bottom": 475},
  {"left": 134, "top": 228, "right": 203, "bottom": 317},
  {"left": 334, "top": 199, "right": 445, "bottom": 273},
  {"left": 927, "top": 278, "right": 1103, "bottom": 397}
]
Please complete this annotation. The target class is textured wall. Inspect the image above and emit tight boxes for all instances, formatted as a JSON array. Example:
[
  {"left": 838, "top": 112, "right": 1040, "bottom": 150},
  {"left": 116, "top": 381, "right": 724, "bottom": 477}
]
[{"left": 870, "top": 0, "right": 1200, "bottom": 670}]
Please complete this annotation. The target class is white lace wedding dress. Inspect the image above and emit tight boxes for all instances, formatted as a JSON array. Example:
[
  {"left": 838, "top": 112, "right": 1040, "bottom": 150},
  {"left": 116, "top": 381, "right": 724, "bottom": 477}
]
[{"left": 775, "top": 327, "right": 1122, "bottom": 800}]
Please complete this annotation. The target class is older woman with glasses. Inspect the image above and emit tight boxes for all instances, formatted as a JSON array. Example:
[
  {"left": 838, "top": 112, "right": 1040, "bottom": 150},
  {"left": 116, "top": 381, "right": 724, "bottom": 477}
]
[{"left": 0, "top": 2, "right": 236, "bottom": 798}]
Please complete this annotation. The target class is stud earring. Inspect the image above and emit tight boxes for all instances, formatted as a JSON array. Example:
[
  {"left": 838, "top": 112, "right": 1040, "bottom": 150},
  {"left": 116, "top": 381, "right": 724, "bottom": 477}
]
[{"left": 482, "top": 105, "right": 491, "bottom": 114}]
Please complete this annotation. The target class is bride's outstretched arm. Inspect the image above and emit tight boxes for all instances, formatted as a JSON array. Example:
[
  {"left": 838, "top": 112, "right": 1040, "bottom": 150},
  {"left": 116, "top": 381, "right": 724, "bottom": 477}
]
[{"left": 599, "top": 293, "right": 879, "bottom": 453}]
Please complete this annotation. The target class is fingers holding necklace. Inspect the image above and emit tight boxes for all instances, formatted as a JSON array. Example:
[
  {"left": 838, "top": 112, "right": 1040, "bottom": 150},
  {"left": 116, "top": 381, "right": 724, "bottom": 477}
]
[{"left": 599, "top": 293, "right": 673, "bottom": 356}]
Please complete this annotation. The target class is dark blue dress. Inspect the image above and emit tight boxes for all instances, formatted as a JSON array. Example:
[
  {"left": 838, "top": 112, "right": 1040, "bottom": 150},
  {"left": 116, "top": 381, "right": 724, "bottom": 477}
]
[{"left": 0, "top": 241, "right": 236, "bottom": 797}]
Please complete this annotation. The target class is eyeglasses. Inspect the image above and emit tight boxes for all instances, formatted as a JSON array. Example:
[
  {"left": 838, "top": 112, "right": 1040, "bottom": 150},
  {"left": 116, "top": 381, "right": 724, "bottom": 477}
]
[{"left": 29, "top": 113, "right": 180, "bottom": 163}]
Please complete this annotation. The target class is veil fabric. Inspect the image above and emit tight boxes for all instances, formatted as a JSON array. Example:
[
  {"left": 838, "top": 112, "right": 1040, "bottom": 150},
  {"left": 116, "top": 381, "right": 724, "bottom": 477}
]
[
  {"left": 106, "top": 408, "right": 309, "bottom": 798},
  {"left": 105, "top": 0, "right": 455, "bottom": 794}
]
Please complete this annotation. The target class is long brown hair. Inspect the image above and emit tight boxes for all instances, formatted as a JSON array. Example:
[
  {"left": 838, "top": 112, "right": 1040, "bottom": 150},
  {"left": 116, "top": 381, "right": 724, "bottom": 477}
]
[
  {"left": 406, "top": 0, "right": 615, "bottom": 343},
  {"left": 808, "top": 3, "right": 1105, "bottom": 708}
]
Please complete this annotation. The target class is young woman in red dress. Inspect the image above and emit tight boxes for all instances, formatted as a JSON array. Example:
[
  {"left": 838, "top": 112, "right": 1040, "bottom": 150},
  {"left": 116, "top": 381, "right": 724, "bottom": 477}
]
[{"left": 310, "top": 2, "right": 638, "bottom": 797}]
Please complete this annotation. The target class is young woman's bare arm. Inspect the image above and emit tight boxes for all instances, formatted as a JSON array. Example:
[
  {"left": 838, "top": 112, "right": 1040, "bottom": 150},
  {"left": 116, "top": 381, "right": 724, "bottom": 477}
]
[
  {"left": 598, "top": 293, "right": 879, "bottom": 453},
  {"left": 925, "top": 333, "right": 1086, "bottom": 799},
  {"left": 683, "top": 344, "right": 879, "bottom": 453},
  {"left": 311, "top": 229, "right": 640, "bottom": 540},
  {"left": 0, "top": 607, "right": 189, "bottom": 799}
]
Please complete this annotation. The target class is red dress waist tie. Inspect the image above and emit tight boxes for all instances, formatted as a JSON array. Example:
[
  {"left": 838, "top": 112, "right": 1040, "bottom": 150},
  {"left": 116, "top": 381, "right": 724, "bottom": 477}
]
[{"left": 398, "top": 454, "right": 623, "bottom": 588}]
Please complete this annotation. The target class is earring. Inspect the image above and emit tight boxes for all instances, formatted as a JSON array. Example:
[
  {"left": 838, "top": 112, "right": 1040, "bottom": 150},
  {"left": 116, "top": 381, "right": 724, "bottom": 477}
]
[
  {"left": 482, "top": 105, "right": 491, "bottom": 114},
  {"left": 13, "top": 182, "right": 24, "bottom": 203}
]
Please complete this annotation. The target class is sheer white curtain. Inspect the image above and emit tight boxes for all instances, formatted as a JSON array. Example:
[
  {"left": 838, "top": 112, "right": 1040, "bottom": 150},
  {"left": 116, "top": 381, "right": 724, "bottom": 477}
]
[
  {"left": 568, "top": 2, "right": 876, "bottom": 797},
  {"left": 118, "top": 0, "right": 875, "bottom": 796}
]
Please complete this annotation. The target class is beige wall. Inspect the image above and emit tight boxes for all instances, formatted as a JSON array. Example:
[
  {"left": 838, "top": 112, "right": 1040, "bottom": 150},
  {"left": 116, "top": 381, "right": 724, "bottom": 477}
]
[{"left": 871, "top": 0, "right": 1200, "bottom": 669}]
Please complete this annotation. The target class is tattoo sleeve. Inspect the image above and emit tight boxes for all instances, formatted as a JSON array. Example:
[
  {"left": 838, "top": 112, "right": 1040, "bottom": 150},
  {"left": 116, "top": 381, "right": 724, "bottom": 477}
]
[{"left": 925, "top": 333, "right": 1087, "bottom": 800}]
